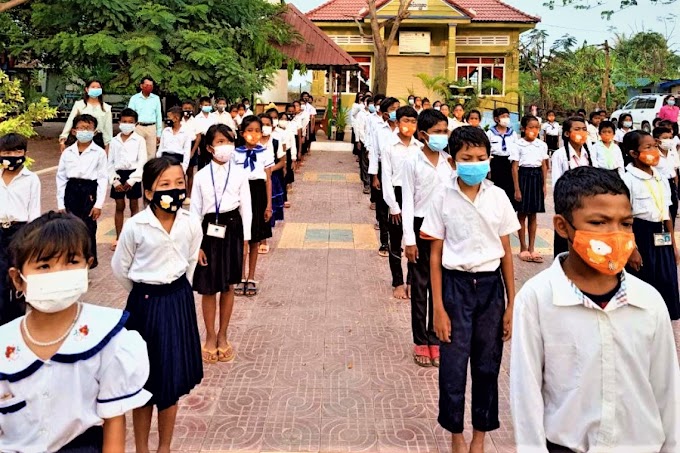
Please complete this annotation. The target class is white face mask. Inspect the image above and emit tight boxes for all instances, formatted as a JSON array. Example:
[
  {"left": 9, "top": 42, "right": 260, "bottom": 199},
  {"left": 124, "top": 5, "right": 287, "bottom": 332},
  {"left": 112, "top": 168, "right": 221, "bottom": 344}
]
[
  {"left": 22, "top": 268, "right": 88, "bottom": 313},
  {"left": 262, "top": 125, "right": 273, "bottom": 136},
  {"left": 434, "top": 106, "right": 441, "bottom": 111},
  {"left": 623, "top": 121, "right": 633, "bottom": 128},
  {"left": 119, "top": 123, "right": 136, "bottom": 135},
  {"left": 499, "top": 117, "right": 511, "bottom": 127},
  {"left": 278, "top": 120, "right": 288, "bottom": 129},
  {"left": 660, "top": 138, "right": 675, "bottom": 151},
  {"left": 213, "top": 144, "right": 234, "bottom": 163}
]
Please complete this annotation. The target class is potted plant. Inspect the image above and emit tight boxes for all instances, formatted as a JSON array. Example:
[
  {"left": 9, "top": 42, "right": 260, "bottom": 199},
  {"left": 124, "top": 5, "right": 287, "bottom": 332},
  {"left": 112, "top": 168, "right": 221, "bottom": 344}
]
[{"left": 334, "top": 107, "right": 349, "bottom": 141}]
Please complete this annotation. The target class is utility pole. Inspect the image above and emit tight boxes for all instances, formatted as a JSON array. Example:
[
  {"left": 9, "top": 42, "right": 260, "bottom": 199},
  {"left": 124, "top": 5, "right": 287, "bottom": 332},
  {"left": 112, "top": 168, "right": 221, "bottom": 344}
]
[{"left": 598, "top": 40, "right": 611, "bottom": 110}]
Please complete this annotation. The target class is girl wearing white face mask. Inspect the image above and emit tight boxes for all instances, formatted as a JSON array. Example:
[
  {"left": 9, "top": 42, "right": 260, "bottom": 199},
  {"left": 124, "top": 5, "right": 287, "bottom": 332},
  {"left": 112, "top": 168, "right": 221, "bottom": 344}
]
[
  {"left": 190, "top": 124, "right": 251, "bottom": 364},
  {"left": 486, "top": 107, "right": 519, "bottom": 204},
  {"left": 4, "top": 212, "right": 151, "bottom": 452},
  {"left": 615, "top": 112, "right": 634, "bottom": 145}
]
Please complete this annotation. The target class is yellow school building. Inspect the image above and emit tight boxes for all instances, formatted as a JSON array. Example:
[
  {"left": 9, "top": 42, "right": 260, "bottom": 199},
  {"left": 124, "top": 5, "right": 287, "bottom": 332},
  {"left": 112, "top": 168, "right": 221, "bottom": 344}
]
[{"left": 306, "top": 0, "right": 539, "bottom": 112}]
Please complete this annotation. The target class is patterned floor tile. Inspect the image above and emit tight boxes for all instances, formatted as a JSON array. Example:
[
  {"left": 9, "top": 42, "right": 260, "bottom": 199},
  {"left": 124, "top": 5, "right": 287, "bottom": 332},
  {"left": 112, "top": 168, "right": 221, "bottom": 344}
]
[
  {"left": 321, "top": 387, "right": 374, "bottom": 419},
  {"left": 320, "top": 418, "right": 379, "bottom": 452},
  {"left": 376, "top": 419, "right": 438, "bottom": 453},
  {"left": 373, "top": 389, "right": 430, "bottom": 420},
  {"left": 262, "top": 417, "right": 321, "bottom": 452},
  {"left": 267, "top": 386, "right": 323, "bottom": 418},
  {"left": 202, "top": 415, "right": 266, "bottom": 452},
  {"left": 216, "top": 386, "right": 273, "bottom": 418}
]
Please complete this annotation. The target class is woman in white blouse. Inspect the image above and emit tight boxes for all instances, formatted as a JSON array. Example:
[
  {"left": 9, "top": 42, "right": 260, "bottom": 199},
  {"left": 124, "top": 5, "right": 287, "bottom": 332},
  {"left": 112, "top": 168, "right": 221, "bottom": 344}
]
[{"left": 59, "top": 80, "right": 113, "bottom": 152}]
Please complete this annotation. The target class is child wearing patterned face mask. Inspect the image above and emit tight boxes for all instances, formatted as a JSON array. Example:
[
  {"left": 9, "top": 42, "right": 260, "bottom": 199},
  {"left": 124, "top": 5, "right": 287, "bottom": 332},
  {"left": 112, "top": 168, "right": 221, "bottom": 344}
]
[
  {"left": 511, "top": 166, "right": 680, "bottom": 452},
  {"left": 5, "top": 212, "right": 151, "bottom": 452},
  {"left": 112, "top": 156, "right": 203, "bottom": 453}
]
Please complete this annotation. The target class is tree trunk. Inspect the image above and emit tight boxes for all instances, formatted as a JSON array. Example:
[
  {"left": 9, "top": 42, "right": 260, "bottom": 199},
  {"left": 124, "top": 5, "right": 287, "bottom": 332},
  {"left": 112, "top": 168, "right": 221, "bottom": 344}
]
[
  {"left": 598, "top": 40, "right": 610, "bottom": 109},
  {"left": 373, "top": 44, "right": 388, "bottom": 94}
]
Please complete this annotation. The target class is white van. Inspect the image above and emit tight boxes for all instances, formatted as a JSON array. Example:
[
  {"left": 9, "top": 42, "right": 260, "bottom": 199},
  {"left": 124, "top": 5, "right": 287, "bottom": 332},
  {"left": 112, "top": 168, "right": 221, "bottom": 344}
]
[{"left": 610, "top": 94, "right": 667, "bottom": 132}]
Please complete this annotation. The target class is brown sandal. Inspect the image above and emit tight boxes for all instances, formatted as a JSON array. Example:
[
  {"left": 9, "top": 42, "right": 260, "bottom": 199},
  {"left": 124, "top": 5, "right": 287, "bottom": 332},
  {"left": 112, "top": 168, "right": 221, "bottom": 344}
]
[
  {"left": 201, "top": 346, "right": 218, "bottom": 364},
  {"left": 217, "top": 342, "right": 235, "bottom": 362}
]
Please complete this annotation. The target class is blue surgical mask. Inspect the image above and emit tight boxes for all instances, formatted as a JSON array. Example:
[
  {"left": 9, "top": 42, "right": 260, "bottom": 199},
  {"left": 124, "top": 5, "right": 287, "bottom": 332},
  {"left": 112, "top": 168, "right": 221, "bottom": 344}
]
[
  {"left": 87, "top": 87, "right": 102, "bottom": 98},
  {"left": 388, "top": 111, "right": 397, "bottom": 122},
  {"left": 426, "top": 133, "right": 448, "bottom": 152},
  {"left": 202, "top": 105, "right": 213, "bottom": 113},
  {"left": 668, "top": 99, "right": 676, "bottom": 106},
  {"left": 76, "top": 130, "right": 95, "bottom": 143},
  {"left": 368, "top": 104, "right": 376, "bottom": 113},
  {"left": 456, "top": 161, "right": 490, "bottom": 186}
]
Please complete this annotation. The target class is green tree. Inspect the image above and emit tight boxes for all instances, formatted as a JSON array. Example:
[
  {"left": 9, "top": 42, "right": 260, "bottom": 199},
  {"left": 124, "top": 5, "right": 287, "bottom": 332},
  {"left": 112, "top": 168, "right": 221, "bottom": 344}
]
[
  {"left": 2, "top": 0, "right": 295, "bottom": 99},
  {"left": 611, "top": 31, "right": 680, "bottom": 84},
  {"left": 543, "top": 0, "right": 677, "bottom": 19}
]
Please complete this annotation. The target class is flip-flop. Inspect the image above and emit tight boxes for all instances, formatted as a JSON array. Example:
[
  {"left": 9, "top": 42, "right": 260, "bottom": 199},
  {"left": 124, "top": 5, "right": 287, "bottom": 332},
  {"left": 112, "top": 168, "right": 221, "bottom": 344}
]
[
  {"left": 413, "top": 345, "right": 432, "bottom": 367},
  {"left": 110, "top": 240, "right": 117, "bottom": 251},
  {"left": 245, "top": 280, "right": 258, "bottom": 297},
  {"left": 429, "top": 345, "right": 440, "bottom": 368},
  {"left": 258, "top": 244, "right": 270, "bottom": 254},
  {"left": 235, "top": 280, "right": 246, "bottom": 296},
  {"left": 530, "top": 252, "right": 544, "bottom": 263},
  {"left": 519, "top": 251, "right": 532, "bottom": 262},
  {"left": 217, "top": 342, "right": 235, "bottom": 362},
  {"left": 201, "top": 346, "right": 218, "bottom": 364}
]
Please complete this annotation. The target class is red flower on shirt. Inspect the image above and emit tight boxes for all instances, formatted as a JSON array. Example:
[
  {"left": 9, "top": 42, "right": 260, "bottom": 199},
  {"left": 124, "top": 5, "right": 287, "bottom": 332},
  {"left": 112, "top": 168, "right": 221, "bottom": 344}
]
[
  {"left": 5, "top": 346, "right": 16, "bottom": 360},
  {"left": 78, "top": 325, "right": 89, "bottom": 337}
]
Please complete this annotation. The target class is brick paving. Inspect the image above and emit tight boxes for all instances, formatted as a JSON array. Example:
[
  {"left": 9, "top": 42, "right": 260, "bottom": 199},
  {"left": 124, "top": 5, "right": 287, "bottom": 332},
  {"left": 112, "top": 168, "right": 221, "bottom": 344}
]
[{"left": 30, "top": 132, "right": 680, "bottom": 452}]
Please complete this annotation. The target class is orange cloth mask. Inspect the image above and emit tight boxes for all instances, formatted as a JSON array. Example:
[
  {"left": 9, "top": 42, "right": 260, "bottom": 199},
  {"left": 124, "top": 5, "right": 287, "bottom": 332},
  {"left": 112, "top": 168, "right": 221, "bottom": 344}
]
[
  {"left": 245, "top": 132, "right": 262, "bottom": 146},
  {"left": 571, "top": 230, "right": 636, "bottom": 275},
  {"left": 570, "top": 132, "right": 588, "bottom": 146},
  {"left": 400, "top": 124, "right": 417, "bottom": 136},
  {"left": 525, "top": 129, "right": 538, "bottom": 140},
  {"left": 639, "top": 149, "right": 660, "bottom": 166}
]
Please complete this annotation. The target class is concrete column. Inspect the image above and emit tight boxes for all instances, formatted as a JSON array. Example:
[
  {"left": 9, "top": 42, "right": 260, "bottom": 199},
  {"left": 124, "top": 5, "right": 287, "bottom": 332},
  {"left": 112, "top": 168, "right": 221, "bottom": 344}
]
[{"left": 446, "top": 25, "right": 457, "bottom": 80}]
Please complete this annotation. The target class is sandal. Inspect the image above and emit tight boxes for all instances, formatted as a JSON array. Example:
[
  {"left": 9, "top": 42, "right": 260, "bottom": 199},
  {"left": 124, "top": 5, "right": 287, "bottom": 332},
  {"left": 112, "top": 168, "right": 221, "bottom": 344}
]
[
  {"left": 530, "top": 252, "right": 544, "bottom": 263},
  {"left": 245, "top": 280, "right": 258, "bottom": 297},
  {"left": 110, "top": 240, "right": 117, "bottom": 251},
  {"left": 284, "top": 202, "right": 291, "bottom": 208},
  {"left": 519, "top": 251, "right": 532, "bottom": 262},
  {"left": 429, "top": 345, "right": 440, "bottom": 368},
  {"left": 258, "top": 244, "right": 270, "bottom": 254},
  {"left": 217, "top": 342, "right": 235, "bottom": 362},
  {"left": 201, "top": 346, "right": 218, "bottom": 364},
  {"left": 413, "top": 345, "right": 432, "bottom": 367},
  {"left": 235, "top": 280, "right": 246, "bottom": 296}
]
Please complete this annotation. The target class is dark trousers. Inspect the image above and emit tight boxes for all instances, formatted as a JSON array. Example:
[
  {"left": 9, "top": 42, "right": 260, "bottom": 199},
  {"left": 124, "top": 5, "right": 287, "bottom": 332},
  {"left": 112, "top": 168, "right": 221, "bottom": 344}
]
[
  {"left": 359, "top": 146, "right": 370, "bottom": 188},
  {"left": 546, "top": 441, "right": 573, "bottom": 452},
  {"left": 669, "top": 178, "right": 678, "bottom": 229},
  {"left": 370, "top": 164, "right": 388, "bottom": 247},
  {"left": 57, "top": 426, "right": 103, "bottom": 452},
  {"left": 65, "top": 179, "right": 98, "bottom": 265},
  {"left": 0, "top": 223, "right": 27, "bottom": 325},
  {"left": 439, "top": 268, "right": 505, "bottom": 434},
  {"left": 387, "top": 187, "right": 405, "bottom": 287},
  {"left": 408, "top": 217, "right": 439, "bottom": 346}
]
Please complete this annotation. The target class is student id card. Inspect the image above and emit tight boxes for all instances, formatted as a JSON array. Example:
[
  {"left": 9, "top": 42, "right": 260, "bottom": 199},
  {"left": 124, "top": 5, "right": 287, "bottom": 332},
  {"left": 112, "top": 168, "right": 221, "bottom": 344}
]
[
  {"left": 207, "top": 223, "right": 226, "bottom": 239},
  {"left": 654, "top": 232, "right": 672, "bottom": 247}
]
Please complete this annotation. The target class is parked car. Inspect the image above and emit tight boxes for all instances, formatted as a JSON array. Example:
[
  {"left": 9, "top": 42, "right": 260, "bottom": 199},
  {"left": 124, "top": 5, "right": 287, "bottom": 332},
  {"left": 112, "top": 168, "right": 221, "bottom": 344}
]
[{"left": 610, "top": 94, "right": 667, "bottom": 132}]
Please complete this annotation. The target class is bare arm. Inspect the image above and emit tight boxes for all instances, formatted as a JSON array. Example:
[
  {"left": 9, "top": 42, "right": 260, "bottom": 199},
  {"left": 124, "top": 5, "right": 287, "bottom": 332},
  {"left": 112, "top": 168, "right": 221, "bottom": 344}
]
[
  {"left": 102, "top": 415, "right": 125, "bottom": 453},
  {"left": 430, "top": 239, "right": 450, "bottom": 343},
  {"left": 500, "top": 234, "right": 516, "bottom": 341}
]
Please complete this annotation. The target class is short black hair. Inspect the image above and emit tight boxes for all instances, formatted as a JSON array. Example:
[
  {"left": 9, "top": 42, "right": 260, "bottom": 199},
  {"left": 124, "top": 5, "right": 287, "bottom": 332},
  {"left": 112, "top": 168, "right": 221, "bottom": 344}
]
[
  {"left": 598, "top": 120, "right": 615, "bottom": 133},
  {"left": 73, "top": 113, "right": 98, "bottom": 129},
  {"left": 617, "top": 112, "right": 632, "bottom": 129},
  {"left": 119, "top": 108, "right": 138, "bottom": 122},
  {"left": 380, "top": 97, "right": 399, "bottom": 114},
  {"left": 216, "top": 97, "right": 227, "bottom": 103},
  {"left": 546, "top": 110, "right": 556, "bottom": 117},
  {"left": 620, "top": 130, "right": 649, "bottom": 155},
  {"left": 562, "top": 116, "right": 586, "bottom": 142},
  {"left": 167, "top": 106, "right": 182, "bottom": 117},
  {"left": 577, "top": 108, "right": 587, "bottom": 116},
  {"left": 0, "top": 133, "right": 28, "bottom": 152},
  {"left": 396, "top": 106, "right": 418, "bottom": 121},
  {"left": 659, "top": 119, "right": 673, "bottom": 129},
  {"left": 652, "top": 126, "right": 673, "bottom": 139},
  {"left": 265, "top": 107, "right": 279, "bottom": 117},
  {"left": 521, "top": 115, "right": 539, "bottom": 128},
  {"left": 258, "top": 113, "right": 273, "bottom": 125},
  {"left": 205, "top": 124, "right": 235, "bottom": 147},
  {"left": 493, "top": 107, "right": 509, "bottom": 119},
  {"left": 417, "top": 109, "right": 448, "bottom": 133},
  {"left": 182, "top": 99, "right": 195, "bottom": 107},
  {"left": 448, "top": 126, "right": 491, "bottom": 159},
  {"left": 554, "top": 166, "right": 630, "bottom": 222},
  {"left": 240, "top": 115, "right": 262, "bottom": 133},
  {"left": 653, "top": 117, "right": 662, "bottom": 127},
  {"left": 140, "top": 76, "right": 154, "bottom": 85},
  {"left": 364, "top": 96, "right": 373, "bottom": 105},
  {"left": 142, "top": 157, "right": 183, "bottom": 202},
  {"left": 199, "top": 96, "right": 211, "bottom": 105},
  {"left": 466, "top": 109, "right": 481, "bottom": 121},
  {"left": 589, "top": 111, "right": 600, "bottom": 121},
  {"left": 10, "top": 211, "right": 92, "bottom": 271},
  {"left": 373, "top": 94, "right": 386, "bottom": 106}
]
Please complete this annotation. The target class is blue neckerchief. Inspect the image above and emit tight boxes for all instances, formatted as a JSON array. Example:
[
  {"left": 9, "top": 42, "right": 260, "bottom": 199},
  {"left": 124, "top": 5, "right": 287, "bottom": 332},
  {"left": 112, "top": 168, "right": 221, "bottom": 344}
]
[
  {"left": 235, "top": 144, "right": 265, "bottom": 172},
  {"left": 490, "top": 126, "right": 514, "bottom": 152}
]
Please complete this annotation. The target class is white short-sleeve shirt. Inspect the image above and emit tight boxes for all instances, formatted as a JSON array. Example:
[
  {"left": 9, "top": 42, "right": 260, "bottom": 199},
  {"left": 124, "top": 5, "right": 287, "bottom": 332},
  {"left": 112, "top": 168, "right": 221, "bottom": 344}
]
[
  {"left": 234, "top": 145, "right": 275, "bottom": 181},
  {"left": 0, "top": 167, "right": 41, "bottom": 223},
  {"left": 509, "top": 138, "right": 549, "bottom": 167},
  {"left": 622, "top": 164, "right": 671, "bottom": 222}
]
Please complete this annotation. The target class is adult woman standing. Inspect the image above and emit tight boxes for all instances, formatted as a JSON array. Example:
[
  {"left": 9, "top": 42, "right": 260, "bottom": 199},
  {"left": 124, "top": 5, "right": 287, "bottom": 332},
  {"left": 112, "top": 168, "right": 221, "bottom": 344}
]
[
  {"left": 658, "top": 94, "right": 679, "bottom": 136},
  {"left": 59, "top": 80, "right": 113, "bottom": 152}
]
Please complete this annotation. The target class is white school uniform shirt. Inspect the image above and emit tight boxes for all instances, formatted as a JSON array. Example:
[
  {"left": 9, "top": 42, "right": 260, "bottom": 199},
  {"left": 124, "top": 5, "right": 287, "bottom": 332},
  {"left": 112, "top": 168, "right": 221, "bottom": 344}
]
[
  {"left": 614, "top": 128, "right": 631, "bottom": 143},
  {"left": 0, "top": 303, "right": 151, "bottom": 452},
  {"left": 381, "top": 134, "right": 422, "bottom": 215},
  {"left": 591, "top": 141, "right": 624, "bottom": 175},
  {"left": 261, "top": 136, "right": 285, "bottom": 161},
  {"left": 0, "top": 167, "right": 41, "bottom": 223},
  {"left": 656, "top": 151, "right": 677, "bottom": 180},
  {"left": 355, "top": 109, "right": 369, "bottom": 144},
  {"left": 551, "top": 144, "right": 591, "bottom": 185},
  {"left": 56, "top": 142, "right": 108, "bottom": 211},
  {"left": 214, "top": 111, "right": 237, "bottom": 131},
  {"left": 622, "top": 164, "right": 671, "bottom": 222},
  {"left": 448, "top": 117, "right": 466, "bottom": 131},
  {"left": 111, "top": 206, "right": 203, "bottom": 291},
  {"left": 350, "top": 102, "right": 363, "bottom": 126},
  {"left": 420, "top": 178, "right": 520, "bottom": 272},
  {"left": 540, "top": 121, "right": 560, "bottom": 138},
  {"left": 586, "top": 122, "right": 599, "bottom": 144},
  {"left": 157, "top": 127, "right": 192, "bottom": 172},
  {"left": 192, "top": 112, "right": 218, "bottom": 136},
  {"left": 180, "top": 116, "right": 197, "bottom": 138},
  {"left": 509, "top": 138, "right": 549, "bottom": 167},
  {"left": 107, "top": 132, "right": 147, "bottom": 187},
  {"left": 510, "top": 256, "right": 680, "bottom": 453},
  {"left": 274, "top": 126, "right": 297, "bottom": 160},
  {"left": 270, "top": 129, "right": 288, "bottom": 156},
  {"left": 487, "top": 127, "right": 518, "bottom": 158},
  {"left": 368, "top": 119, "right": 392, "bottom": 175},
  {"left": 401, "top": 149, "right": 454, "bottom": 246},
  {"left": 234, "top": 145, "right": 275, "bottom": 181},
  {"left": 190, "top": 159, "right": 253, "bottom": 242},
  {"left": 362, "top": 112, "right": 378, "bottom": 154}
]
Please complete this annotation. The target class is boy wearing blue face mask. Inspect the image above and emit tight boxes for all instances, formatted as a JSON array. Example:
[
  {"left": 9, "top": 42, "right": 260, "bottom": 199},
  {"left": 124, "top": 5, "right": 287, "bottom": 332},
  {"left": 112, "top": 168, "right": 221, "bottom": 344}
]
[
  {"left": 56, "top": 114, "right": 108, "bottom": 269},
  {"left": 421, "top": 126, "right": 519, "bottom": 453}
]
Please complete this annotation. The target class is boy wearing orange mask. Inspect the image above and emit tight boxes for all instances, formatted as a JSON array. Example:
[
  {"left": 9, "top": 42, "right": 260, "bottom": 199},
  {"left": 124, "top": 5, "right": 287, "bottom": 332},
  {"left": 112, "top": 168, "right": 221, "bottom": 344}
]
[
  {"left": 381, "top": 105, "right": 417, "bottom": 301},
  {"left": 511, "top": 115, "right": 549, "bottom": 264},
  {"left": 510, "top": 166, "right": 680, "bottom": 452},
  {"left": 622, "top": 130, "right": 680, "bottom": 320}
]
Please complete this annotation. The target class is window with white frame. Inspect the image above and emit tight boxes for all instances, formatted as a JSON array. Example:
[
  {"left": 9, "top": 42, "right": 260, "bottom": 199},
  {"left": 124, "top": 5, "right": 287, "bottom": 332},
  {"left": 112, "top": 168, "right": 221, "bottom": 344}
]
[
  {"left": 456, "top": 57, "right": 505, "bottom": 95},
  {"left": 324, "top": 56, "right": 371, "bottom": 94}
]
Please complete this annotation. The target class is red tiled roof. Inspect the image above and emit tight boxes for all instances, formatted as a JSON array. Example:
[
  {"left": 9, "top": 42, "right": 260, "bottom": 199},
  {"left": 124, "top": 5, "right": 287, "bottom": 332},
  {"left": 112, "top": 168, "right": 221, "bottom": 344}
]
[
  {"left": 279, "top": 3, "right": 360, "bottom": 69},
  {"left": 306, "top": 0, "right": 539, "bottom": 23}
]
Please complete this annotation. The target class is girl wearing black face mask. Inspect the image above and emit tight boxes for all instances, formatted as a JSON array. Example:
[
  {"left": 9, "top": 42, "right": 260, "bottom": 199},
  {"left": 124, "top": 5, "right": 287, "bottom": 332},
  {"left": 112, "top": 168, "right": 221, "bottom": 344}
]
[
  {"left": 111, "top": 156, "right": 203, "bottom": 453},
  {"left": 157, "top": 106, "right": 192, "bottom": 174}
]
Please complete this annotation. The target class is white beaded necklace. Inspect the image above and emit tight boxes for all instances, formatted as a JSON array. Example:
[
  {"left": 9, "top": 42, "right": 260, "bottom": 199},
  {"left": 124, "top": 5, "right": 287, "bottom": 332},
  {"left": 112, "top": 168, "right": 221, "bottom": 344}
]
[{"left": 21, "top": 303, "right": 83, "bottom": 348}]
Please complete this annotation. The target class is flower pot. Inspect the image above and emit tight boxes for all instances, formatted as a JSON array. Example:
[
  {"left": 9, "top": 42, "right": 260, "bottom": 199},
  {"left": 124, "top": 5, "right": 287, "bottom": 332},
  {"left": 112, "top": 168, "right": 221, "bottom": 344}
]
[{"left": 336, "top": 131, "right": 345, "bottom": 141}]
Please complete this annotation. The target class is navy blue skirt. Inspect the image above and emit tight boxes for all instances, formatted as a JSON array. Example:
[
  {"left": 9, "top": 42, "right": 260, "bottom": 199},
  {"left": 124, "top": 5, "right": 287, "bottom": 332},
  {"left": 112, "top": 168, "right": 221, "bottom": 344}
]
[
  {"left": 125, "top": 275, "right": 203, "bottom": 410},
  {"left": 271, "top": 169, "right": 285, "bottom": 226},
  {"left": 57, "top": 426, "right": 103, "bottom": 452},
  {"left": 517, "top": 166, "right": 545, "bottom": 214},
  {"left": 249, "top": 179, "right": 273, "bottom": 243},
  {"left": 626, "top": 218, "right": 680, "bottom": 320}
]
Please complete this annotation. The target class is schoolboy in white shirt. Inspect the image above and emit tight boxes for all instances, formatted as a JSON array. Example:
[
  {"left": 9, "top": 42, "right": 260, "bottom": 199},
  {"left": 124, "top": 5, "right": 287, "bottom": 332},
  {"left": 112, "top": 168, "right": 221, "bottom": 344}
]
[
  {"left": 421, "top": 126, "right": 519, "bottom": 453},
  {"left": 214, "top": 97, "right": 237, "bottom": 131},
  {"left": 591, "top": 120, "right": 624, "bottom": 176},
  {"left": 157, "top": 106, "right": 192, "bottom": 173},
  {"left": 510, "top": 166, "right": 680, "bottom": 453}
]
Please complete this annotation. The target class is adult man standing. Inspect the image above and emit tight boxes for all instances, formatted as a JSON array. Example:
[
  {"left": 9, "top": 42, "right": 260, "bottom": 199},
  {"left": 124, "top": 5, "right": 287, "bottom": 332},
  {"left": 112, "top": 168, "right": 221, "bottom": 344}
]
[{"left": 128, "top": 77, "right": 163, "bottom": 160}]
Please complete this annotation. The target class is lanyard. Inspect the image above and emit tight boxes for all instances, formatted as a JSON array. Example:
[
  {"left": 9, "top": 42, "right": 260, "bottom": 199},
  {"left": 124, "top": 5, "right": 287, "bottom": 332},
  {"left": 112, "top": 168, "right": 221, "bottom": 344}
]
[
  {"left": 209, "top": 161, "right": 232, "bottom": 221},
  {"left": 643, "top": 178, "right": 666, "bottom": 222}
]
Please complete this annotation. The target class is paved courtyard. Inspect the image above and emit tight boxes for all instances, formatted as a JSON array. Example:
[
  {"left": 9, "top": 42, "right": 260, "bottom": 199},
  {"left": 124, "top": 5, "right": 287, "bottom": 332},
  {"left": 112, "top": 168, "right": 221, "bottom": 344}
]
[{"left": 29, "top": 130, "right": 680, "bottom": 452}]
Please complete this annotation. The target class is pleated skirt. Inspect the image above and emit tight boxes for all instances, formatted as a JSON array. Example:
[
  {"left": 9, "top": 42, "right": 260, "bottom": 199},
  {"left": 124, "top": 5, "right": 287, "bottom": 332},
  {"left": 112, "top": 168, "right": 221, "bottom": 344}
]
[
  {"left": 125, "top": 275, "right": 203, "bottom": 410},
  {"left": 271, "top": 169, "right": 285, "bottom": 226},
  {"left": 489, "top": 155, "right": 515, "bottom": 206},
  {"left": 517, "top": 167, "right": 545, "bottom": 214},
  {"left": 193, "top": 210, "right": 244, "bottom": 295},
  {"left": 250, "top": 179, "right": 273, "bottom": 243},
  {"left": 626, "top": 218, "right": 680, "bottom": 320}
]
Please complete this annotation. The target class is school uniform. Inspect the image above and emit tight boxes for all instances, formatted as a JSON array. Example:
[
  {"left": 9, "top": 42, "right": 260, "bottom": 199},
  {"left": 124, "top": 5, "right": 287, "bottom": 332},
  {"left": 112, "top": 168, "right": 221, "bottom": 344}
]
[
  {"left": 511, "top": 255, "right": 680, "bottom": 452},
  {"left": 157, "top": 127, "right": 192, "bottom": 172},
  {"left": 350, "top": 102, "right": 363, "bottom": 153},
  {"left": 112, "top": 207, "right": 203, "bottom": 410},
  {"left": 420, "top": 178, "right": 520, "bottom": 434},
  {"left": 509, "top": 138, "right": 548, "bottom": 213},
  {"left": 591, "top": 141, "right": 624, "bottom": 176},
  {"left": 401, "top": 149, "right": 453, "bottom": 348},
  {"left": 541, "top": 121, "right": 560, "bottom": 153},
  {"left": 297, "top": 112, "right": 310, "bottom": 156},
  {"left": 235, "top": 144, "right": 274, "bottom": 243},
  {"left": 191, "top": 159, "right": 252, "bottom": 294},
  {"left": 0, "top": 166, "right": 40, "bottom": 323},
  {"left": 586, "top": 123, "right": 599, "bottom": 145},
  {"left": 192, "top": 113, "right": 219, "bottom": 169},
  {"left": 304, "top": 103, "right": 317, "bottom": 143},
  {"left": 263, "top": 137, "right": 285, "bottom": 225},
  {"left": 447, "top": 118, "right": 465, "bottom": 131},
  {"left": 56, "top": 142, "right": 108, "bottom": 266},
  {"left": 275, "top": 125, "right": 296, "bottom": 190},
  {"left": 108, "top": 132, "right": 146, "bottom": 200},
  {"left": 487, "top": 126, "right": 518, "bottom": 203},
  {"left": 382, "top": 134, "right": 422, "bottom": 288},
  {"left": 656, "top": 150, "right": 679, "bottom": 226},
  {"left": 614, "top": 128, "right": 632, "bottom": 144},
  {"left": 214, "top": 111, "right": 237, "bottom": 131},
  {"left": 0, "top": 303, "right": 151, "bottom": 452},
  {"left": 622, "top": 164, "right": 680, "bottom": 320},
  {"left": 368, "top": 119, "right": 395, "bottom": 248},
  {"left": 355, "top": 109, "right": 370, "bottom": 188}
]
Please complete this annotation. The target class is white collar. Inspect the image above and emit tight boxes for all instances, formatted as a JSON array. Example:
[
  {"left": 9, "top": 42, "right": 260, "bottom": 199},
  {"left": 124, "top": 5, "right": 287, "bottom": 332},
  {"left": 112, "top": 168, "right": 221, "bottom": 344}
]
[
  {"left": 517, "top": 138, "right": 540, "bottom": 147},
  {"left": 451, "top": 177, "right": 492, "bottom": 201},
  {"left": 114, "top": 132, "right": 141, "bottom": 143},
  {"left": 135, "top": 206, "right": 188, "bottom": 227},
  {"left": 65, "top": 142, "right": 101, "bottom": 155},
  {"left": 0, "top": 166, "right": 32, "bottom": 179},
  {"left": 625, "top": 164, "right": 662, "bottom": 181},
  {"left": 389, "top": 133, "right": 421, "bottom": 147}
]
